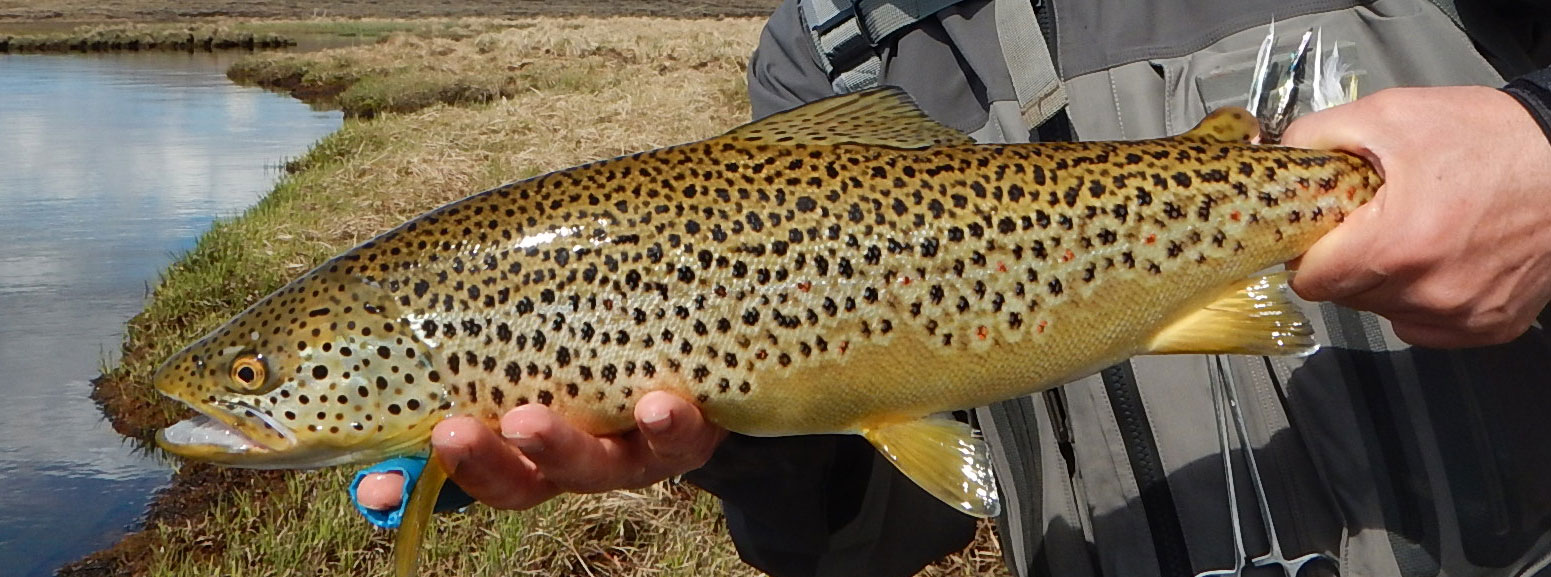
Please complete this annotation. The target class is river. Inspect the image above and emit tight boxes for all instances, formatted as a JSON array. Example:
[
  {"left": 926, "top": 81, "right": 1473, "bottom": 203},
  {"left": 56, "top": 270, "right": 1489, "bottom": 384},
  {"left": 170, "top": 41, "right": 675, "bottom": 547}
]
[{"left": 0, "top": 51, "right": 341, "bottom": 576}]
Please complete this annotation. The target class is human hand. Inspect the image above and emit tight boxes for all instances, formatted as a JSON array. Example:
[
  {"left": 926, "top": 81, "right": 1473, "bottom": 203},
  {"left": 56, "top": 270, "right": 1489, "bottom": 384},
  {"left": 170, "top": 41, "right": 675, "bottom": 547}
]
[
  {"left": 355, "top": 391, "right": 726, "bottom": 511},
  {"left": 1284, "top": 86, "right": 1551, "bottom": 347}
]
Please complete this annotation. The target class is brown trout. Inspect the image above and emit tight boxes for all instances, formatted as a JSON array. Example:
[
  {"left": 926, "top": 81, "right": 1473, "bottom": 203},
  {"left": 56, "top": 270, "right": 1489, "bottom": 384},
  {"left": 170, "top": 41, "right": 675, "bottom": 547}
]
[{"left": 153, "top": 87, "right": 1378, "bottom": 574}]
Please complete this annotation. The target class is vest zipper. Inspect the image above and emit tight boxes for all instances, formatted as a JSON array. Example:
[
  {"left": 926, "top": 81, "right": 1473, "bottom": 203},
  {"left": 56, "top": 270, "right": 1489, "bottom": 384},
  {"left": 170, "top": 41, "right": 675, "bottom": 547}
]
[
  {"left": 1043, "top": 388, "right": 1078, "bottom": 477},
  {"left": 1102, "top": 361, "right": 1192, "bottom": 576}
]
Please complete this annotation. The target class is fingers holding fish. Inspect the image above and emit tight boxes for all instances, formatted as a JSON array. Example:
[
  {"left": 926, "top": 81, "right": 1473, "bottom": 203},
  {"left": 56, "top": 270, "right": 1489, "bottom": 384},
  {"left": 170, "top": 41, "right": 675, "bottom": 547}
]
[
  {"left": 423, "top": 392, "right": 720, "bottom": 510},
  {"left": 503, "top": 392, "right": 723, "bottom": 493},
  {"left": 634, "top": 391, "right": 728, "bottom": 471},
  {"left": 355, "top": 392, "right": 724, "bottom": 512},
  {"left": 432, "top": 415, "right": 559, "bottom": 510},
  {"left": 1286, "top": 86, "right": 1551, "bottom": 348}
]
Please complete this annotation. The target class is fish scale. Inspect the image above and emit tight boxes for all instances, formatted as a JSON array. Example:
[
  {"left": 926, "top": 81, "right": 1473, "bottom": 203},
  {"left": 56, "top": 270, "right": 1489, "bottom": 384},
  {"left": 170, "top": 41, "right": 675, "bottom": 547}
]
[{"left": 152, "top": 87, "right": 1378, "bottom": 575}]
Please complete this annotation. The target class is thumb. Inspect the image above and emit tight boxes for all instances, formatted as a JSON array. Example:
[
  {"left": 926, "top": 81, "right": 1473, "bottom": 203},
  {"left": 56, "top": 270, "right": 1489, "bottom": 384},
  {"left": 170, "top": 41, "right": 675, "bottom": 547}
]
[
  {"left": 1282, "top": 98, "right": 1366, "bottom": 151},
  {"left": 1281, "top": 98, "right": 1387, "bottom": 179},
  {"left": 1289, "top": 201, "right": 1385, "bottom": 302}
]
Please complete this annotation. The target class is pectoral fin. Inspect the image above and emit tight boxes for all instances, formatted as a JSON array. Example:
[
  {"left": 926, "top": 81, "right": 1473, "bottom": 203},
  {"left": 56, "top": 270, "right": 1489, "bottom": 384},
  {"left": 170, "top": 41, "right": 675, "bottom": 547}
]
[
  {"left": 393, "top": 447, "right": 449, "bottom": 577},
  {"left": 861, "top": 417, "right": 1000, "bottom": 518},
  {"left": 1147, "top": 272, "right": 1317, "bottom": 356}
]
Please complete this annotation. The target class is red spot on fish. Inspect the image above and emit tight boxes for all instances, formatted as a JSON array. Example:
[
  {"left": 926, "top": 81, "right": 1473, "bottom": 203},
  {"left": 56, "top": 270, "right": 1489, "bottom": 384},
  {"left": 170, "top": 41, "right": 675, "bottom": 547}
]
[
  {"left": 899, "top": 276, "right": 912, "bottom": 286},
  {"left": 1230, "top": 211, "right": 1241, "bottom": 221},
  {"left": 1061, "top": 249, "right": 1075, "bottom": 263},
  {"left": 976, "top": 326, "right": 989, "bottom": 340},
  {"left": 797, "top": 281, "right": 812, "bottom": 292},
  {"left": 1037, "top": 320, "right": 1048, "bottom": 334},
  {"left": 839, "top": 341, "right": 850, "bottom": 354},
  {"left": 997, "top": 262, "right": 1008, "bottom": 273},
  {"left": 1347, "top": 188, "right": 1356, "bottom": 201},
  {"left": 1145, "top": 234, "right": 1157, "bottom": 244},
  {"left": 756, "top": 349, "right": 768, "bottom": 360}
]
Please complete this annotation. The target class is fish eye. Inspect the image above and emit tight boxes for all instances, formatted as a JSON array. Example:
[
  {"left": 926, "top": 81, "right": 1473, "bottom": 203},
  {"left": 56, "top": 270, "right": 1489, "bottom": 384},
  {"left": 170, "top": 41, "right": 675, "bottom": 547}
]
[{"left": 228, "top": 354, "right": 270, "bottom": 394}]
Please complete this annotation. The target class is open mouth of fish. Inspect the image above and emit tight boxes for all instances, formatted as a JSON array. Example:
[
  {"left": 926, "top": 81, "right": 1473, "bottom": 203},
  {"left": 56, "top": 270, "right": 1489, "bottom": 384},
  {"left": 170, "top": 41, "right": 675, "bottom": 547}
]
[{"left": 156, "top": 404, "right": 297, "bottom": 464}]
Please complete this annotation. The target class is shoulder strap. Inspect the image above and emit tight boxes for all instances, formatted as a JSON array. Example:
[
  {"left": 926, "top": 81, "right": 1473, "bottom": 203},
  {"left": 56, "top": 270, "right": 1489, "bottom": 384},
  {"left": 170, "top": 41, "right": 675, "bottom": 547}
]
[
  {"left": 801, "top": 0, "right": 969, "bottom": 93},
  {"left": 802, "top": 0, "right": 1070, "bottom": 132},
  {"left": 995, "top": 0, "right": 1068, "bottom": 131}
]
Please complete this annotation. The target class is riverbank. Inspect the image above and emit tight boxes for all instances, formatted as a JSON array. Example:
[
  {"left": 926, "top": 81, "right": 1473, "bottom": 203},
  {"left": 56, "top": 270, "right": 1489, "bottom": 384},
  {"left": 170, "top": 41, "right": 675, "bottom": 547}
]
[
  {"left": 0, "top": 0, "right": 783, "bottom": 53},
  {"left": 60, "top": 16, "right": 1007, "bottom": 576},
  {"left": 223, "top": 23, "right": 706, "bottom": 118},
  {"left": 0, "top": 23, "right": 292, "bottom": 52},
  {"left": 0, "top": 0, "right": 779, "bottom": 22},
  {"left": 0, "top": 19, "right": 547, "bottom": 53}
]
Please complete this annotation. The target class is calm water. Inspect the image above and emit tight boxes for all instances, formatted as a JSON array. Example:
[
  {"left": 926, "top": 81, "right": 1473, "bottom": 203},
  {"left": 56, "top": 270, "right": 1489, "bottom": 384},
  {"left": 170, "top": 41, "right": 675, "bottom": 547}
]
[{"left": 0, "top": 51, "right": 341, "bottom": 576}]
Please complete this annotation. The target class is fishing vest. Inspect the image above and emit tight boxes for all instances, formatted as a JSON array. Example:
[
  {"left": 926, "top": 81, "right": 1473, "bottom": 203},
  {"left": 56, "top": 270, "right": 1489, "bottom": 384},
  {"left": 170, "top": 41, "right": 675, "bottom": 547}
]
[{"left": 740, "top": 1, "right": 1551, "bottom": 576}]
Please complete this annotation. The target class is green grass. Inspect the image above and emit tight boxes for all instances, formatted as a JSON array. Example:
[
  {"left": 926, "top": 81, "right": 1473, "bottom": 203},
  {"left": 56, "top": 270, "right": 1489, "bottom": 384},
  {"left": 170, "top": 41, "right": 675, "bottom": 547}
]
[{"left": 149, "top": 469, "right": 753, "bottom": 576}]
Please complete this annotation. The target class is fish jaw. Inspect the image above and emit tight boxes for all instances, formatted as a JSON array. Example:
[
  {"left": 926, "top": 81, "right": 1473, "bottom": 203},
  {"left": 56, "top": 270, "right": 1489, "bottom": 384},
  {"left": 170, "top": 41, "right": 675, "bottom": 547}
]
[
  {"left": 155, "top": 396, "right": 437, "bottom": 469},
  {"left": 156, "top": 411, "right": 296, "bottom": 468},
  {"left": 151, "top": 347, "right": 303, "bottom": 466}
]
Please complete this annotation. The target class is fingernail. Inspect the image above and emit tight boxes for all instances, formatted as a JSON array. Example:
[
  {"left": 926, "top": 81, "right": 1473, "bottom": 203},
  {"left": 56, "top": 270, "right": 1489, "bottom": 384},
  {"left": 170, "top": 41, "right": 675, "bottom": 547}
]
[
  {"left": 503, "top": 430, "right": 545, "bottom": 454},
  {"left": 641, "top": 406, "right": 673, "bottom": 434}
]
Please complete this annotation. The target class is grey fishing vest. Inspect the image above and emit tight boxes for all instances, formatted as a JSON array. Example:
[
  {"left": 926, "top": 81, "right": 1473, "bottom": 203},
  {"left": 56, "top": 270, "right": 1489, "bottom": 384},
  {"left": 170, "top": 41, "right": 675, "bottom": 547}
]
[{"left": 777, "top": 1, "right": 1551, "bottom": 576}]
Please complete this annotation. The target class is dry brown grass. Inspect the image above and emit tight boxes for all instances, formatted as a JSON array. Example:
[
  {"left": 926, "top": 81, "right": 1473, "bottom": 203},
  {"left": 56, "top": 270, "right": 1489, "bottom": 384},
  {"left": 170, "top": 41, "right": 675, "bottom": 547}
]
[
  {"left": 77, "top": 16, "right": 1009, "bottom": 577},
  {"left": 0, "top": 0, "right": 781, "bottom": 23},
  {"left": 228, "top": 18, "right": 758, "bottom": 118},
  {"left": 0, "top": 22, "right": 292, "bottom": 51}
]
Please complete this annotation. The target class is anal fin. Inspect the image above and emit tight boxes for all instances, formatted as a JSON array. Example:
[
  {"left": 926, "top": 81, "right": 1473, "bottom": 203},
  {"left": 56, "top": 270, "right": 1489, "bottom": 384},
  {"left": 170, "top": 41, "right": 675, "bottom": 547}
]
[
  {"left": 1147, "top": 272, "right": 1316, "bottom": 356},
  {"left": 393, "top": 447, "right": 449, "bottom": 577},
  {"left": 861, "top": 417, "right": 1000, "bottom": 518}
]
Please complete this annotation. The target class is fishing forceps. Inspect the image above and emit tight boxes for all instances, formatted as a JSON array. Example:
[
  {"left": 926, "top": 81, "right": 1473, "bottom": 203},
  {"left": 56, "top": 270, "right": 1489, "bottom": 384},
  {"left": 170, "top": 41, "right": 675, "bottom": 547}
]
[{"left": 1194, "top": 357, "right": 1338, "bottom": 577}]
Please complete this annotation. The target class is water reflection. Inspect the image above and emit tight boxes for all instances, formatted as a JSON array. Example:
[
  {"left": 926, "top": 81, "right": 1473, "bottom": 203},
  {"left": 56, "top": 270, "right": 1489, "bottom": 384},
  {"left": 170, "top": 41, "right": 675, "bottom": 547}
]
[{"left": 0, "top": 51, "right": 341, "bottom": 576}]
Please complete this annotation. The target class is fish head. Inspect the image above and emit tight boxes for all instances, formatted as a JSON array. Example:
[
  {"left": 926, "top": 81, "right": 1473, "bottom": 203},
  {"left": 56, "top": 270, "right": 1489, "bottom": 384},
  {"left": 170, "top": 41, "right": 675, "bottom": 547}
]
[{"left": 154, "top": 266, "right": 449, "bottom": 469}]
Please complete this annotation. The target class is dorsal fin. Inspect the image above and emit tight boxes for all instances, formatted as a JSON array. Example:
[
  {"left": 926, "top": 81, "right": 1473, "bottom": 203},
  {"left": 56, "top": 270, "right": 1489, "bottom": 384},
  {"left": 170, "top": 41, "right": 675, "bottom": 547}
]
[
  {"left": 1181, "top": 106, "right": 1261, "bottom": 142},
  {"left": 723, "top": 86, "right": 974, "bottom": 148}
]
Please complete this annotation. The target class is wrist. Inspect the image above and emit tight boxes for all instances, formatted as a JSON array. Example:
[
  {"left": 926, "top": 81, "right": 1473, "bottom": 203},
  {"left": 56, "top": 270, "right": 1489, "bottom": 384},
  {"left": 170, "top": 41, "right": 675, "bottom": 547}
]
[{"left": 1502, "top": 69, "right": 1551, "bottom": 147}]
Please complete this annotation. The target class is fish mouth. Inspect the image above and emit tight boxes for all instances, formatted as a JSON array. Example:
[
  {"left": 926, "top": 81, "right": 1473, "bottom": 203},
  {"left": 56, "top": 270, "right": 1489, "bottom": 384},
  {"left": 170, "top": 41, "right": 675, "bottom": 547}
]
[{"left": 156, "top": 403, "right": 299, "bottom": 468}]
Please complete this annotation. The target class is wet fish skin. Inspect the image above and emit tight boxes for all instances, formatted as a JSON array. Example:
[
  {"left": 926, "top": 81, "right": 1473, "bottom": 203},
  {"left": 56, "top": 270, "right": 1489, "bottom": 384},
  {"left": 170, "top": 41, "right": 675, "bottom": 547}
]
[{"left": 152, "top": 87, "right": 1377, "bottom": 524}]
